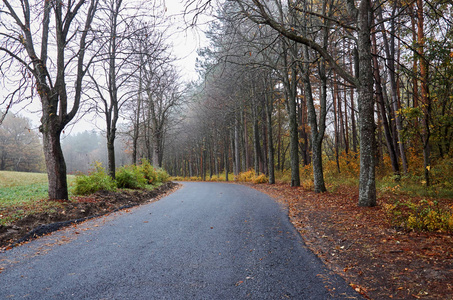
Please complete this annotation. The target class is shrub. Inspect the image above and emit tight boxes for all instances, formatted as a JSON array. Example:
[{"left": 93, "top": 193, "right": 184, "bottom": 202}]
[
  {"left": 156, "top": 168, "right": 170, "bottom": 183},
  {"left": 237, "top": 170, "right": 255, "bottom": 182},
  {"left": 236, "top": 169, "right": 268, "bottom": 184},
  {"left": 73, "top": 162, "right": 116, "bottom": 195},
  {"left": 116, "top": 165, "right": 147, "bottom": 189},
  {"left": 252, "top": 174, "right": 268, "bottom": 184},
  {"left": 384, "top": 199, "right": 453, "bottom": 233},
  {"left": 138, "top": 159, "right": 158, "bottom": 184},
  {"left": 209, "top": 175, "right": 219, "bottom": 182}
]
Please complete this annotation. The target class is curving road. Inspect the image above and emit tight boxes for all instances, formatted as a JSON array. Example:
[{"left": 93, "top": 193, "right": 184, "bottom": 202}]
[{"left": 0, "top": 182, "right": 360, "bottom": 299}]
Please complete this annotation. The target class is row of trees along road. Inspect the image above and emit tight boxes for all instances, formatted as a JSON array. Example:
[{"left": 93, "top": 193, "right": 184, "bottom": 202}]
[
  {"left": 0, "top": 0, "right": 183, "bottom": 200},
  {"left": 163, "top": 0, "right": 453, "bottom": 207}
]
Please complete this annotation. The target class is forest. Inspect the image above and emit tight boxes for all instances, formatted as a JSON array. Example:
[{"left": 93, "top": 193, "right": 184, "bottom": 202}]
[
  {"left": 0, "top": 0, "right": 452, "bottom": 206},
  {"left": 162, "top": 0, "right": 453, "bottom": 207}
]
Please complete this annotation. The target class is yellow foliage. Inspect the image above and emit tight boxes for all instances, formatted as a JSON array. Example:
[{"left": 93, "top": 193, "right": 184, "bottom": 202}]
[
  {"left": 300, "top": 164, "right": 313, "bottom": 178},
  {"left": 384, "top": 198, "right": 453, "bottom": 233},
  {"left": 253, "top": 174, "right": 268, "bottom": 184},
  {"left": 210, "top": 174, "right": 227, "bottom": 181},
  {"left": 236, "top": 169, "right": 268, "bottom": 184},
  {"left": 301, "top": 178, "right": 314, "bottom": 190},
  {"left": 324, "top": 151, "right": 360, "bottom": 178},
  {"left": 275, "top": 170, "right": 291, "bottom": 183},
  {"left": 237, "top": 170, "right": 255, "bottom": 182}
]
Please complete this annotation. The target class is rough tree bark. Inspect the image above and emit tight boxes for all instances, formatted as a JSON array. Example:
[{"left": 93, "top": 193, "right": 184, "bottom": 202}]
[
  {"left": 301, "top": 44, "right": 327, "bottom": 193},
  {"left": 355, "top": 0, "right": 376, "bottom": 206}
]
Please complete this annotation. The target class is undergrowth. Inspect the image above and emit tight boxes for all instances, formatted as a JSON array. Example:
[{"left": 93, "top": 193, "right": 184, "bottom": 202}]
[
  {"left": 73, "top": 162, "right": 117, "bottom": 195},
  {"left": 116, "top": 165, "right": 147, "bottom": 189},
  {"left": 384, "top": 199, "right": 453, "bottom": 233},
  {"left": 72, "top": 161, "right": 170, "bottom": 194}
]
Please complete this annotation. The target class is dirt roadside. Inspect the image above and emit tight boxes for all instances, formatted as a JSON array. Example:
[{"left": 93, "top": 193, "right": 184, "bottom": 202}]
[
  {"left": 249, "top": 183, "right": 453, "bottom": 300},
  {"left": 0, "top": 182, "right": 179, "bottom": 250}
]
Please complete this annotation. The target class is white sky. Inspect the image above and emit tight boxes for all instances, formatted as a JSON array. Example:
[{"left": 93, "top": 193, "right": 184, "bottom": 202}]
[{"left": 2, "top": 0, "right": 211, "bottom": 135}]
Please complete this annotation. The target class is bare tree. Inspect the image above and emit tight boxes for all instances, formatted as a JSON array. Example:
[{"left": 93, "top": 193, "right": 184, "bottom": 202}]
[
  {"left": 121, "top": 23, "right": 182, "bottom": 168},
  {"left": 86, "top": 0, "right": 156, "bottom": 178},
  {"left": 143, "top": 64, "right": 183, "bottom": 167},
  {"left": 0, "top": 0, "right": 99, "bottom": 200}
]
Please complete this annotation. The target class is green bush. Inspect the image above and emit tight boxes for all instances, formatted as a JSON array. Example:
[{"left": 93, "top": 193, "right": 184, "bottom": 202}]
[
  {"left": 138, "top": 159, "right": 158, "bottom": 184},
  {"left": 156, "top": 168, "right": 170, "bottom": 183},
  {"left": 73, "top": 162, "right": 116, "bottom": 195},
  {"left": 116, "top": 165, "right": 147, "bottom": 189}
]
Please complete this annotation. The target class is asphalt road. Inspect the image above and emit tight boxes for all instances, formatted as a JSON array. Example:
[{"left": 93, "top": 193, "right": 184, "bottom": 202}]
[{"left": 0, "top": 182, "right": 360, "bottom": 299}]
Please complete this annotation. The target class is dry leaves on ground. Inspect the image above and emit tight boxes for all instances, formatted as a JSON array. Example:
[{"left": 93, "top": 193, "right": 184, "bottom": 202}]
[{"left": 250, "top": 183, "right": 453, "bottom": 300}]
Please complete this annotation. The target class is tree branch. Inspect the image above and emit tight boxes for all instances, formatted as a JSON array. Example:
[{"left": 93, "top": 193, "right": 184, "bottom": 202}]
[{"left": 249, "top": 0, "right": 358, "bottom": 86}]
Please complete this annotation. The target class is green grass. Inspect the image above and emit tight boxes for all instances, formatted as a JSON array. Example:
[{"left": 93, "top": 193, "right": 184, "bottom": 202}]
[
  {"left": 0, "top": 169, "right": 163, "bottom": 226},
  {"left": 0, "top": 171, "right": 49, "bottom": 188},
  {"left": 377, "top": 176, "right": 453, "bottom": 199},
  {"left": 0, "top": 171, "right": 75, "bottom": 226},
  {"left": 0, "top": 182, "right": 49, "bottom": 206}
]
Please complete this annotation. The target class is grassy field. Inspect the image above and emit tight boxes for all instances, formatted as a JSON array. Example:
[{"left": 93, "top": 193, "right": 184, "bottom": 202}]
[
  {"left": 0, "top": 171, "right": 75, "bottom": 225},
  {"left": 0, "top": 171, "right": 49, "bottom": 203}
]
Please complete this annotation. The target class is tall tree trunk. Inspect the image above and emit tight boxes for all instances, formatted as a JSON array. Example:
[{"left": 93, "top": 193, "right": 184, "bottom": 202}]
[
  {"left": 343, "top": 83, "right": 349, "bottom": 154},
  {"left": 240, "top": 111, "right": 247, "bottom": 172},
  {"left": 378, "top": 5, "right": 408, "bottom": 174},
  {"left": 288, "top": 86, "right": 300, "bottom": 187},
  {"left": 357, "top": 0, "right": 376, "bottom": 207},
  {"left": 265, "top": 80, "right": 275, "bottom": 184},
  {"left": 409, "top": 4, "right": 419, "bottom": 127},
  {"left": 277, "top": 104, "right": 282, "bottom": 171},
  {"left": 107, "top": 133, "right": 116, "bottom": 178},
  {"left": 333, "top": 73, "right": 341, "bottom": 172},
  {"left": 42, "top": 119, "right": 68, "bottom": 200},
  {"left": 225, "top": 137, "right": 229, "bottom": 181},
  {"left": 132, "top": 73, "right": 142, "bottom": 165},
  {"left": 302, "top": 43, "right": 327, "bottom": 193},
  {"left": 152, "top": 132, "right": 160, "bottom": 167},
  {"left": 253, "top": 104, "right": 260, "bottom": 175},
  {"left": 234, "top": 116, "right": 241, "bottom": 175},
  {"left": 298, "top": 91, "right": 310, "bottom": 166},
  {"left": 349, "top": 49, "right": 358, "bottom": 153},
  {"left": 372, "top": 31, "right": 400, "bottom": 175},
  {"left": 261, "top": 104, "right": 268, "bottom": 175},
  {"left": 417, "top": 0, "right": 431, "bottom": 186},
  {"left": 338, "top": 82, "right": 345, "bottom": 151},
  {"left": 283, "top": 40, "right": 300, "bottom": 187}
]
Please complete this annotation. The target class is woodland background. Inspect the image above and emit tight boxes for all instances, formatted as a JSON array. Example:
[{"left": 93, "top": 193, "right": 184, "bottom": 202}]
[{"left": 0, "top": 0, "right": 452, "bottom": 203}]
